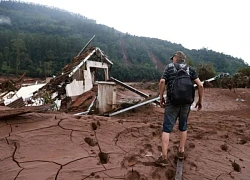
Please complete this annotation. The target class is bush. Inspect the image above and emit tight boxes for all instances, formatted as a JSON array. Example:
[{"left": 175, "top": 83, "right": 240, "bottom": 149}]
[{"left": 196, "top": 63, "right": 216, "bottom": 81}]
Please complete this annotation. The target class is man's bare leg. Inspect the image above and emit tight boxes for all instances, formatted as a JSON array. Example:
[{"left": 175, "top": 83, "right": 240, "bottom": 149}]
[
  {"left": 162, "top": 132, "right": 170, "bottom": 159},
  {"left": 179, "top": 131, "right": 187, "bottom": 152}
]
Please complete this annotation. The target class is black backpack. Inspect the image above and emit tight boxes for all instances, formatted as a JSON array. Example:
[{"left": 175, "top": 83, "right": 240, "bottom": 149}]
[{"left": 170, "top": 63, "right": 195, "bottom": 105}]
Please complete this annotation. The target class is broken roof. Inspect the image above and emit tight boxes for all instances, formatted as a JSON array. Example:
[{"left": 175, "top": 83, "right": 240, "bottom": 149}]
[{"left": 34, "top": 46, "right": 113, "bottom": 97}]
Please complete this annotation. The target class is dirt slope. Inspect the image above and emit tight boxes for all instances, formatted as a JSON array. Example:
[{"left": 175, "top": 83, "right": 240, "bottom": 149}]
[{"left": 0, "top": 88, "right": 250, "bottom": 180}]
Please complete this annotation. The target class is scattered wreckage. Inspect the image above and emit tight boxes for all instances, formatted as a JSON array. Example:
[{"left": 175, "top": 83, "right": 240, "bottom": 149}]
[
  {"left": 0, "top": 36, "right": 228, "bottom": 119},
  {"left": 0, "top": 36, "right": 156, "bottom": 118}
]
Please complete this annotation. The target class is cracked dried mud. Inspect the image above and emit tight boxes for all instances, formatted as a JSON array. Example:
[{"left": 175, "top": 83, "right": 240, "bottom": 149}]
[{"left": 1, "top": 88, "right": 250, "bottom": 180}]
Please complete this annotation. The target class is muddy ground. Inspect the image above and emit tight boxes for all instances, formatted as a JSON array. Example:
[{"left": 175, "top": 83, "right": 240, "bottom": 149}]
[{"left": 0, "top": 87, "right": 250, "bottom": 180}]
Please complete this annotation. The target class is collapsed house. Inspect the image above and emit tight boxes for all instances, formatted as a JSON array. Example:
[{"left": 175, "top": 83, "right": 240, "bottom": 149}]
[
  {"left": 0, "top": 35, "right": 156, "bottom": 118},
  {"left": 32, "top": 45, "right": 115, "bottom": 114}
]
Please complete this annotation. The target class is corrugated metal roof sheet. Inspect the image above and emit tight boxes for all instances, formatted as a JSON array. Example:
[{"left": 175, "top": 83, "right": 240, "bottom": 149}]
[{"left": 6, "top": 97, "right": 25, "bottom": 108}]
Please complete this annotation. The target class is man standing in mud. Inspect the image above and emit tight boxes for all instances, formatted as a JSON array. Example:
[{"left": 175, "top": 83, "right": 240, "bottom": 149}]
[{"left": 156, "top": 51, "right": 204, "bottom": 166}]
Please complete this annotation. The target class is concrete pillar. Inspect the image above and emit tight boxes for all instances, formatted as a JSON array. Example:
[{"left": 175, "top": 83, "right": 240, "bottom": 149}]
[
  {"left": 104, "top": 68, "right": 109, "bottom": 80},
  {"left": 84, "top": 69, "right": 93, "bottom": 92},
  {"left": 97, "top": 81, "right": 116, "bottom": 114}
]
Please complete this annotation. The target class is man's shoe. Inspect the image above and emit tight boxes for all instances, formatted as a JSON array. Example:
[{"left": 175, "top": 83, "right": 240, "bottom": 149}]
[
  {"left": 177, "top": 151, "right": 185, "bottom": 160},
  {"left": 155, "top": 156, "right": 168, "bottom": 167}
]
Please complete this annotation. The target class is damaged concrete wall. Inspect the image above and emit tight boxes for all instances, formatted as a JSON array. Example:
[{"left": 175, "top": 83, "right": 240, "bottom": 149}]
[
  {"left": 28, "top": 46, "right": 113, "bottom": 111},
  {"left": 65, "top": 79, "right": 84, "bottom": 98},
  {"left": 84, "top": 60, "right": 109, "bottom": 92},
  {"left": 97, "top": 81, "right": 116, "bottom": 114}
]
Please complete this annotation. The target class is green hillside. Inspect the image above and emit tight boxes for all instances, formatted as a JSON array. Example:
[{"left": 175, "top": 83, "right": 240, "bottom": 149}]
[{"left": 0, "top": 1, "right": 248, "bottom": 81}]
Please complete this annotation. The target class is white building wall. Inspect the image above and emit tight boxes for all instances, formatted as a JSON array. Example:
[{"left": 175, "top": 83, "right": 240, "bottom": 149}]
[
  {"left": 84, "top": 61, "right": 109, "bottom": 92},
  {"left": 65, "top": 79, "right": 84, "bottom": 97},
  {"left": 84, "top": 69, "right": 93, "bottom": 92},
  {"left": 66, "top": 60, "right": 110, "bottom": 96}
]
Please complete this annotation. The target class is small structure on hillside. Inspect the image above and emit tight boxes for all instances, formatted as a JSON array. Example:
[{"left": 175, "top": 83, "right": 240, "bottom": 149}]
[{"left": 33, "top": 43, "right": 113, "bottom": 111}]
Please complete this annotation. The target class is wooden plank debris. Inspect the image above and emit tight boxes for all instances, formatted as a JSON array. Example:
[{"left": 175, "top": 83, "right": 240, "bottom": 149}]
[
  {"left": 106, "top": 95, "right": 165, "bottom": 117},
  {"left": 0, "top": 104, "right": 55, "bottom": 119},
  {"left": 110, "top": 77, "right": 150, "bottom": 98},
  {"left": 77, "top": 35, "right": 95, "bottom": 57}
]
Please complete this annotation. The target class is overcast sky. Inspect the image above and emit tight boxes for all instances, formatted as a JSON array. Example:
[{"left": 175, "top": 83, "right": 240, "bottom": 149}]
[{"left": 20, "top": 0, "right": 250, "bottom": 65}]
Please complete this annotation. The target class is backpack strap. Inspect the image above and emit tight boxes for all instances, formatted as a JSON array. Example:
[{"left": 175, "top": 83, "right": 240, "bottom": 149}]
[
  {"left": 186, "top": 66, "right": 190, "bottom": 75},
  {"left": 173, "top": 63, "right": 190, "bottom": 75},
  {"left": 173, "top": 63, "right": 177, "bottom": 72}
]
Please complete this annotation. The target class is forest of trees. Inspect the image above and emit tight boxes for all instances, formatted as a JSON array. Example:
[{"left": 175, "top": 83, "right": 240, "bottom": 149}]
[{"left": 0, "top": 1, "right": 248, "bottom": 81}]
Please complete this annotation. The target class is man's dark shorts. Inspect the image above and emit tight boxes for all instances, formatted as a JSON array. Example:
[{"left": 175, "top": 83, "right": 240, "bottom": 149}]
[{"left": 162, "top": 102, "right": 191, "bottom": 133}]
